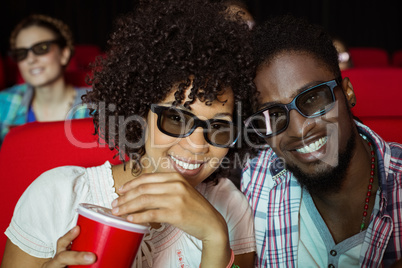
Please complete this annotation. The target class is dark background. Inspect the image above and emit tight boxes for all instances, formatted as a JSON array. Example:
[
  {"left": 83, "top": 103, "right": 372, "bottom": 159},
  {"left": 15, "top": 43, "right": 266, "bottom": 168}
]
[{"left": 1, "top": 0, "right": 402, "bottom": 57}]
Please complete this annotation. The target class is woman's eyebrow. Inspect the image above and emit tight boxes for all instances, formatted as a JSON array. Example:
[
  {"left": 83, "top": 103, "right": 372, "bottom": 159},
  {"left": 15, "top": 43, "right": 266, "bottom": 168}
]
[
  {"left": 160, "top": 101, "right": 188, "bottom": 110},
  {"left": 160, "top": 102, "right": 233, "bottom": 119},
  {"left": 214, "top": 112, "right": 233, "bottom": 118}
]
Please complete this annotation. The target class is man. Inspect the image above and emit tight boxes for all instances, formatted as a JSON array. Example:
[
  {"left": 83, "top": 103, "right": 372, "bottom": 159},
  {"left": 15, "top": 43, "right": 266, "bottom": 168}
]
[{"left": 241, "top": 15, "right": 402, "bottom": 267}]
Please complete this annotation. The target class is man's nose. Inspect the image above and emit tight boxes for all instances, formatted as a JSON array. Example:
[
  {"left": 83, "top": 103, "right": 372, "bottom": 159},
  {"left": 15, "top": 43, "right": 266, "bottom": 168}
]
[{"left": 286, "top": 109, "right": 316, "bottom": 138}]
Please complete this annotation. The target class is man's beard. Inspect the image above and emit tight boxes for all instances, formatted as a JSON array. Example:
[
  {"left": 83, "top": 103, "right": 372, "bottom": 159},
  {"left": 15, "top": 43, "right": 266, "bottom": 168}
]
[{"left": 285, "top": 133, "right": 356, "bottom": 195}]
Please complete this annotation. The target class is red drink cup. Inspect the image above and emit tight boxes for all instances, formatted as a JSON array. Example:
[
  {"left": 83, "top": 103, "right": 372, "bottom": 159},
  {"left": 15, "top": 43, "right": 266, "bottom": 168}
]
[{"left": 70, "top": 203, "right": 149, "bottom": 268}]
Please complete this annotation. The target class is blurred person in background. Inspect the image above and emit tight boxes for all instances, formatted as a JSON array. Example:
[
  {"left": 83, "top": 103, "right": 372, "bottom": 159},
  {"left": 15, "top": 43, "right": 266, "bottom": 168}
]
[
  {"left": 224, "top": 0, "right": 255, "bottom": 29},
  {"left": 333, "top": 37, "right": 354, "bottom": 71},
  {"left": 223, "top": 0, "right": 256, "bottom": 190},
  {"left": 0, "top": 14, "right": 90, "bottom": 146}
]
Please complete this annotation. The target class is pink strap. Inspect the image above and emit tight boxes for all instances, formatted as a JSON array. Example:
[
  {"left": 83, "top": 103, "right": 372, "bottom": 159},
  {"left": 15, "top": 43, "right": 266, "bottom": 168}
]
[
  {"left": 226, "top": 249, "right": 235, "bottom": 268},
  {"left": 198, "top": 249, "right": 235, "bottom": 268}
]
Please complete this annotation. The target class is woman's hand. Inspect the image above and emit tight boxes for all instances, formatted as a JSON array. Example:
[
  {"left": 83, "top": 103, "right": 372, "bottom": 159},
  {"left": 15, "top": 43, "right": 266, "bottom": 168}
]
[
  {"left": 112, "top": 172, "right": 226, "bottom": 242},
  {"left": 41, "top": 226, "right": 96, "bottom": 268},
  {"left": 111, "top": 172, "right": 232, "bottom": 267},
  {"left": 1, "top": 226, "right": 96, "bottom": 268}
]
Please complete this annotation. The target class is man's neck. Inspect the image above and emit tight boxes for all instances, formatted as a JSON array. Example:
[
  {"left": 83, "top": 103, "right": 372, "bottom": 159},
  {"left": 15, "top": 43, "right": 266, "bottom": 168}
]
[{"left": 310, "top": 133, "right": 379, "bottom": 243}]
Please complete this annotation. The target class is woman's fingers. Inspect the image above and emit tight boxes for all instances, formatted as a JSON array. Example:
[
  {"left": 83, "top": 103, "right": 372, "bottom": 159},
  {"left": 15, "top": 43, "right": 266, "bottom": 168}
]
[
  {"left": 42, "top": 226, "right": 96, "bottom": 267},
  {"left": 56, "top": 226, "right": 80, "bottom": 252},
  {"left": 113, "top": 193, "right": 179, "bottom": 220},
  {"left": 43, "top": 251, "right": 96, "bottom": 267},
  {"left": 112, "top": 173, "right": 191, "bottom": 214},
  {"left": 117, "top": 172, "right": 181, "bottom": 194},
  {"left": 113, "top": 178, "right": 189, "bottom": 205}
]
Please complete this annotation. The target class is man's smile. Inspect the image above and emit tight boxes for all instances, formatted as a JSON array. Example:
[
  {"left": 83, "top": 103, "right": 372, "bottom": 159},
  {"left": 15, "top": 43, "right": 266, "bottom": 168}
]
[{"left": 296, "top": 136, "right": 328, "bottom": 154}]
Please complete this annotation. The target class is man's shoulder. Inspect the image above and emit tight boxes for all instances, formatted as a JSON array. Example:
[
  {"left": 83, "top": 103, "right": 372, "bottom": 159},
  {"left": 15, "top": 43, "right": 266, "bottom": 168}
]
[
  {"left": 388, "top": 142, "right": 402, "bottom": 154},
  {"left": 241, "top": 147, "right": 291, "bottom": 195},
  {"left": 245, "top": 148, "right": 285, "bottom": 176},
  {"left": 388, "top": 142, "right": 402, "bottom": 172},
  {"left": 357, "top": 122, "right": 402, "bottom": 168}
]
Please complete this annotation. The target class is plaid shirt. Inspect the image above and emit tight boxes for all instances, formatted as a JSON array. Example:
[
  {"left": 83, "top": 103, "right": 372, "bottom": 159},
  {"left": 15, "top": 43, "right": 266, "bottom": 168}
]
[
  {"left": 241, "top": 121, "right": 402, "bottom": 268},
  {"left": 0, "top": 84, "right": 90, "bottom": 146}
]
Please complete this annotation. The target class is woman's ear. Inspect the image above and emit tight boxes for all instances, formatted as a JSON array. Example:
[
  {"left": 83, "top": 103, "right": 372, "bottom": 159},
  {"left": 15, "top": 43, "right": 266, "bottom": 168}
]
[
  {"left": 60, "top": 47, "right": 72, "bottom": 67},
  {"left": 341, "top": 77, "right": 356, "bottom": 108}
]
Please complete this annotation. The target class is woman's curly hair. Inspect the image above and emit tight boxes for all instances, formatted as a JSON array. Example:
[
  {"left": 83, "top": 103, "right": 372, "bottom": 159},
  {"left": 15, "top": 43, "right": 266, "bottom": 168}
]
[
  {"left": 83, "top": 0, "right": 257, "bottom": 183},
  {"left": 9, "top": 14, "right": 75, "bottom": 65}
]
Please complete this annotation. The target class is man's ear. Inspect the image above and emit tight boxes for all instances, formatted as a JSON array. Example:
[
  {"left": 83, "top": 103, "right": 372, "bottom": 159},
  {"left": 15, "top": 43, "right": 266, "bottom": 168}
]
[{"left": 341, "top": 77, "right": 356, "bottom": 108}]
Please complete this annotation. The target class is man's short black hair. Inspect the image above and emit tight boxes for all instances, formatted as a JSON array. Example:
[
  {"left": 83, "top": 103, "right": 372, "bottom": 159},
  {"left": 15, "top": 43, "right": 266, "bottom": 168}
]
[{"left": 253, "top": 15, "right": 341, "bottom": 78}]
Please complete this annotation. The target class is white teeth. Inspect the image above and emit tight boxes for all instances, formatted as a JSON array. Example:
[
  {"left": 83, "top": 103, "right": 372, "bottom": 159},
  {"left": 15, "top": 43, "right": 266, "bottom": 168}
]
[
  {"left": 309, "top": 143, "right": 316, "bottom": 150},
  {"left": 30, "top": 68, "right": 43, "bottom": 75},
  {"left": 171, "top": 156, "right": 201, "bottom": 170},
  {"left": 296, "top": 136, "right": 328, "bottom": 154}
]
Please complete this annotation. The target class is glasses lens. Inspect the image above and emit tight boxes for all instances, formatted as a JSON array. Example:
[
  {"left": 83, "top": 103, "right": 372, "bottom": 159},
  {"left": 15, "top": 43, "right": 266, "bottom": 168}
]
[
  {"left": 296, "top": 85, "right": 334, "bottom": 116},
  {"left": 11, "top": 49, "right": 28, "bottom": 62},
  {"left": 207, "top": 120, "right": 238, "bottom": 146},
  {"left": 160, "top": 107, "right": 193, "bottom": 136},
  {"left": 250, "top": 106, "right": 287, "bottom": 137},
  {"left": 32, "top": 42, "right": 51, "bottom": 55},
  {"left": 157, "top": 106, "right": 237, "bottom": 147}
]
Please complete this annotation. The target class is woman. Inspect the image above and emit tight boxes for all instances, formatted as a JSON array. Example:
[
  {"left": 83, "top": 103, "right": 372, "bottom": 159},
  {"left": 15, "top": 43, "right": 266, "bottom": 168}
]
[
  {"left": 0, "top": 14, "right": 90, "bottom": 146},
  {"left": 1, "top": 0, "right": 257, "bottom": 267}
]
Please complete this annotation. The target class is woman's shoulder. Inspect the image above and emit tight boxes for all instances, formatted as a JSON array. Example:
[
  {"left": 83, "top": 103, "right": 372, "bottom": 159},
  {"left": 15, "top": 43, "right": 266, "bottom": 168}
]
[
  {"left": 36, "top": 165, "right": 87, "bottom": 181},
  {"left": 210, "top": 178, "right": 243, "bottom": 194},
  {"left": 0, "top": 84, "right": 29, "bottom": 100},
  {"left": 72, "top": 87, "right": 90, "bottom": 101},
  {"left": 26, "top": 165, "right": 88, "bottom": 196},
  {"left": 70, "top": 87, "right": 91, "bottom": 119},
  {"left": 10, "top": 165, "right": 87, "bottom": 217},
  {"left": 12, "top": 163, "right": 108, "bottom": 221},
  {"left": 204, "top": 178, "right": 255, "bottom": 246},
  {"left": 6, "top": 165, "right": 93, "bottom": 257},
  {"left": 15, "top": 162, "right": 113, "bottom": 215},
  {"left": 73, "top": 87, "right": 91, "bottom": 96},
  {"left": 204, "top": 178, "right": 248, "bottom": 208}
]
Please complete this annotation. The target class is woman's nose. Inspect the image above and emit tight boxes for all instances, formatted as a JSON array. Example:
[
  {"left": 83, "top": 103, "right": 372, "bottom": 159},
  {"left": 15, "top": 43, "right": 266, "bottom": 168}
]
[
  {"left": 179, "top": 127, "right": 209, "bottom": 154},
  {"left": 25, "top": 50, "right": 38, "bottom": 64}
]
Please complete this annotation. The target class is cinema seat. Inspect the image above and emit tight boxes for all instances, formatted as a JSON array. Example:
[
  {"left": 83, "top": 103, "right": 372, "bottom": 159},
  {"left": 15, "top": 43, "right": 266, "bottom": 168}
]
[
  {"left": 358, "top": 117, "right": 402, "bottom": 144},
  {"left": 342, "top": 67, "right": 402, "bottom": 143},
  {"left": 349, "top": 47, "right": 390, "bottom": 68},
  {"left": 71, "top": 44, "right": 102, "bottom": 71},
  {"left": 65, "top": 70, "right": 91, "bottom": 87},
  {"left": 0, "top": 118, "right": 123, "bottom": 256},
  {"left": 3, "top": 56, "right": 21, "bottom": 86},
  {"left": 391, "top": 49, "right": 402, "bottom": 67}
]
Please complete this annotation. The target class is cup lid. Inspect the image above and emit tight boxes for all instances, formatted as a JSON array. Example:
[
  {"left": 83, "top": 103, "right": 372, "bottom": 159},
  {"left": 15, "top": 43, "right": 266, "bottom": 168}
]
[{"left": 77, "top": 203, "right": 149, "bottom": 233}]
